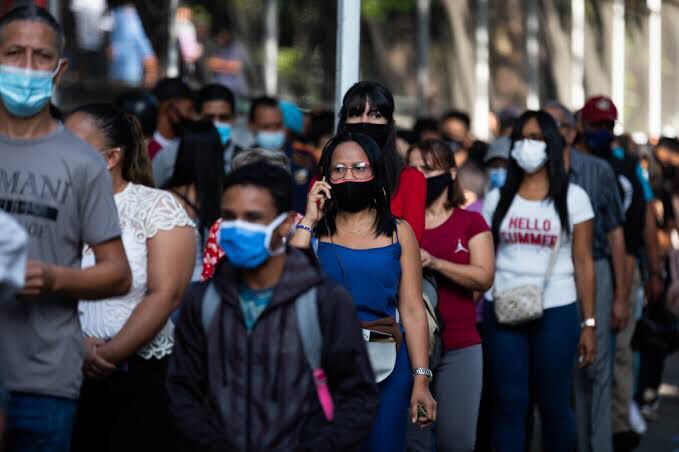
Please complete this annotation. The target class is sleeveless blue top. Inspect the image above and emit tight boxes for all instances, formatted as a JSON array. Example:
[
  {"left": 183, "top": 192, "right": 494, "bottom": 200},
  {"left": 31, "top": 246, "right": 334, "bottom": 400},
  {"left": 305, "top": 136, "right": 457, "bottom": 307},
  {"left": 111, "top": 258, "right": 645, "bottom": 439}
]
[{"left": 317, "top": 240, "right": 402, "bottom": 322}]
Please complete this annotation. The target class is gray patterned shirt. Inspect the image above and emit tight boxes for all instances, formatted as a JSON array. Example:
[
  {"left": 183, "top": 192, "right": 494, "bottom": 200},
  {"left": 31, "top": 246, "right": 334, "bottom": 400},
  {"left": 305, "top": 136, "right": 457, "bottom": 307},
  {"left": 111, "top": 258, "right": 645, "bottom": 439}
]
[{"left": 568, "top": 148, "right": 625, "bottom": 260}]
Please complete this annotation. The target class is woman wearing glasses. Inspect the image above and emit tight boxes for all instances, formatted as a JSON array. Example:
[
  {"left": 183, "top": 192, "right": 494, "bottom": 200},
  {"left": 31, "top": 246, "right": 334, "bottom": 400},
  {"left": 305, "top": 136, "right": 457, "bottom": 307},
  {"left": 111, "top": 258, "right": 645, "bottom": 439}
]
[{"left": 290, "top": 132, "right": 436, "bottom": 452}]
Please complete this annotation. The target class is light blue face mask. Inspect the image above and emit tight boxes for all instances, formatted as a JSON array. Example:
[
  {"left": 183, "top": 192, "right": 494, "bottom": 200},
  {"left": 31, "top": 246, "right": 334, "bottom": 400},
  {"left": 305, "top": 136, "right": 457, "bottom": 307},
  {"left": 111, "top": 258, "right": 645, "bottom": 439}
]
[
  {"left": 0, "top": 63, "right": 60, "bottom": 118},
  {"left": 487, "top": 168, "right": 507, "bottom": 190},
  {"left": 214, "top": 121, "right": 232, "bottom": 145},
  {"left": 218, "top": 213, "right": 288, "bottom": 269},
  {"left": 256, "top": 130, "right": 286, "bottom": 150}
]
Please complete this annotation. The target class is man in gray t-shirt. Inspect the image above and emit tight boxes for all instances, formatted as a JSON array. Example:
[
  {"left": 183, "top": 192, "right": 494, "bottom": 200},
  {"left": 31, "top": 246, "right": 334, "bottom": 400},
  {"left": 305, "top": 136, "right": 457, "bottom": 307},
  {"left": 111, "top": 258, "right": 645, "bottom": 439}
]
[{"left": 0, "top": 5, "right": 131, "bottom": 450}]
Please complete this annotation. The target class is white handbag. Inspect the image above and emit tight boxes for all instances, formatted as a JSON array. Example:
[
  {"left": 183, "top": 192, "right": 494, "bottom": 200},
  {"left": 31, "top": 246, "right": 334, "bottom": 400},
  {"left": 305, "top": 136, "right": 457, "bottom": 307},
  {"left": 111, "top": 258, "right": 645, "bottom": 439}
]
[
  {"left": 493, "top": 234, "right": 561, "bottom": 326},
  {"left": 362, "top": 329, "right": 398, "bottom": 383}
]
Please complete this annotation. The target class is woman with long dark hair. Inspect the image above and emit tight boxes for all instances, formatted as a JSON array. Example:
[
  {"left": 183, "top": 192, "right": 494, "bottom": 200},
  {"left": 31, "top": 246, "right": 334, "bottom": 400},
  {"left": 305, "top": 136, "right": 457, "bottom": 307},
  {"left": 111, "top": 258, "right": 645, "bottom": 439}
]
[
  {"left": 164, "top": 120, "right": 225, "bottom": 280},
  {"left": 407, "top": 139, "right": 495, "bottom": 451},
  {"left": 65, "top": 104, "right": 196, "bottom": 451},
  {"left": 290, "top": 132, "right": 436, "bottom": 451},
  {"left": 337, "top": 81, "right": 427, "bottom": 242},
  {"left": 481, "top": 110, "right": 596, "bottom": 451}
]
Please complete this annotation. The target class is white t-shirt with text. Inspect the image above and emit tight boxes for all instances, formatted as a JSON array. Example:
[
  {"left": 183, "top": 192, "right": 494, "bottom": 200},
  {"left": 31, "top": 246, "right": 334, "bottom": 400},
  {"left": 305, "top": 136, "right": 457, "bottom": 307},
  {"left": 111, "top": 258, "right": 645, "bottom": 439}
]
[{"left": 482, "top": 184, "right": 594, "bottom": 310}]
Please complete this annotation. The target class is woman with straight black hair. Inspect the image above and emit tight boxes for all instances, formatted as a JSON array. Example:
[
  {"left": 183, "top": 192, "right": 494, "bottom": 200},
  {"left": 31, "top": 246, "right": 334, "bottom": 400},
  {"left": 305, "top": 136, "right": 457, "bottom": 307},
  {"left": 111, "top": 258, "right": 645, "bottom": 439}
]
[
  {"left": 407, "top": 139, "right": 495, "bottom": 451},
  {"left": 338, "top": 81, "right": 427, "bottom": 242},
  {"left": 65, "top": 104, "right": 196, "bottom": 452},
  {"left": 291, "top": 132, "right": 436, "bottom": 451},
  {"left": 164, "top": 120, "right": 225, "bottom": 280},
  {"left": 481, "top": 110, "right": 597, "bottom": 452}
]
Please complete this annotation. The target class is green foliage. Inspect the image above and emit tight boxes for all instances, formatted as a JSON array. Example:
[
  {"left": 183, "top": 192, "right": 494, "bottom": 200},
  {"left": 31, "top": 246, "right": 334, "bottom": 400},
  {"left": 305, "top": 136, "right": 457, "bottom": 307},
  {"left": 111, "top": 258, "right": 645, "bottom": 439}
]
[{"left": 362, "top": 0, "right": 416, "bottom": 22}]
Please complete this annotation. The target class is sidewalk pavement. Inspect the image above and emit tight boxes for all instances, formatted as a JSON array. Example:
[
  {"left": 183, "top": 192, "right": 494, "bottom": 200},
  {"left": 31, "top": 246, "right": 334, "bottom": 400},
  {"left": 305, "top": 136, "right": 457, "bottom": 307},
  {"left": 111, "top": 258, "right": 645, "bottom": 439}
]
[{"left": 638, "top": 352, "right": 679, "bottom": 451}]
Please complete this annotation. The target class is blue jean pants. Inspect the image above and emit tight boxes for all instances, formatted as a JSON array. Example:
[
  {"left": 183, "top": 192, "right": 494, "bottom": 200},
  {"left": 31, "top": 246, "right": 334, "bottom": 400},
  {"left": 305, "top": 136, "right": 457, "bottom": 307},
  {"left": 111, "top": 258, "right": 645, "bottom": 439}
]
[
  {"left": 363, "top": 343, "right": 412, "bottom": 452},
  {"left": 483, "top": 301, "right": 580, "bottom": 452},
  {"left": 5, "top": 393, "right": 78, "bottom": 452}
]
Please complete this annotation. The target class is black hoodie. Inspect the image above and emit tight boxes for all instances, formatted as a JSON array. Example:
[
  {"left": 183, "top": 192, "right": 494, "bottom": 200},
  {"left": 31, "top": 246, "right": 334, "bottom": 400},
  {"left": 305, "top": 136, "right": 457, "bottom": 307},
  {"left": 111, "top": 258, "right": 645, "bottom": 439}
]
[{"left": 167, "top": 247, "right": 378, "bottom": 451}]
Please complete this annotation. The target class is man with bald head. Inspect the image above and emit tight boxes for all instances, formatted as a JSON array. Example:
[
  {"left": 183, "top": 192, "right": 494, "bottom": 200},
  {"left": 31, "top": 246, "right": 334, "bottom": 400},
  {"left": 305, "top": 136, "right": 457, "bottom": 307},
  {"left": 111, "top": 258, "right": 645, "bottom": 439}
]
[
  {"left": 545, "top": 101, "right": 627, "bottom": 452},
  {"left": 0, "top": 6, "right": 131, "bottom": 450}
]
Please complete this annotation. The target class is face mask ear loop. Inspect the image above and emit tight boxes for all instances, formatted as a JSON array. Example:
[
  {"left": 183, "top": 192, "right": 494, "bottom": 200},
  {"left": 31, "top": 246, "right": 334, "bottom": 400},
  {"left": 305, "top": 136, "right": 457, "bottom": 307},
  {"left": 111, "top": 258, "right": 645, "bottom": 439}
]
[{"left": 266, "top": 213, "right": 290, "bottom": 256}]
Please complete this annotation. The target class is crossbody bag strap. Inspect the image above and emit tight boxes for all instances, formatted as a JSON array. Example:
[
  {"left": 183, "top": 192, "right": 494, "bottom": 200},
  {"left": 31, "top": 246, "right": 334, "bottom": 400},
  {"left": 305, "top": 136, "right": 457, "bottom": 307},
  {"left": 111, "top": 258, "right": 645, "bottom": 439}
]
[{"left": 541, "top": 233, "right": 561, "bottom": 291}]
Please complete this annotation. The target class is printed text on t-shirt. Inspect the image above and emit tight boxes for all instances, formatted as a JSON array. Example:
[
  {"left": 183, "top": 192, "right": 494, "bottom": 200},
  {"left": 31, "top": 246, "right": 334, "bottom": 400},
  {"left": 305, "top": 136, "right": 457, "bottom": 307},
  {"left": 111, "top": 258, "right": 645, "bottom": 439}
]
[{"left": 502, "top": 216, "right": 558, "bottom": 247}]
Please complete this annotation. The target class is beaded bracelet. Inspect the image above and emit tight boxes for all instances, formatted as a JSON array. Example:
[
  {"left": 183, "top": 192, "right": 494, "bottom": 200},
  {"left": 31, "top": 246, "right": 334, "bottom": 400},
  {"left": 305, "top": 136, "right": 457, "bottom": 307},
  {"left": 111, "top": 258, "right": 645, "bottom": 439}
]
[{"left": 296, "top": 223, "right": 313, "bottom": 233}]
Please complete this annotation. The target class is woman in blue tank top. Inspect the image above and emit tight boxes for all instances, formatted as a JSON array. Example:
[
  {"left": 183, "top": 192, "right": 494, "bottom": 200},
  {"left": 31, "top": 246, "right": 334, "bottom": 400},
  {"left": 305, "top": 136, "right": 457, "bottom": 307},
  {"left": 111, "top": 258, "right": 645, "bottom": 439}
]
[{"left": 291, "top": 132, "right": 436, "bottom": 451}]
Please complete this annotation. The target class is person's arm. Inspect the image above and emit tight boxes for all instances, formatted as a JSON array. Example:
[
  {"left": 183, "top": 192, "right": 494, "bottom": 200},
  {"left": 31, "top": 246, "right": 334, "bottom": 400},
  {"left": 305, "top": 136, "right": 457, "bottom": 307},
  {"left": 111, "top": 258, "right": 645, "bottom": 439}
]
[
  {"left": 290, "top": 179, "right": 331, "bottom": 249},
  {"left": 167, "top": 284, "right": 229, "bottom": 452},
  {"left": 206, "top": 56, "right": 244, "bottom": 75},
  {"left": 397, "top": 221, "right": 437, "bottom": 425},
  {"left": 422, "top": 231, "right": 495, "bottom": 291},
  {"left": 397, "top": 170, "right": 426, "bottom": 243},
  {"left": 299, "top": 284, "right": 378, "bottom": 451},
  {"left": 608, "top": 227, "right": 630, "bottom": 331},
  {"left": 21, "top": 238, "right": 131, "bottom": 299},
  {"left": 97, "top": 226, "right": 196, "bottom": 365},
  {"left": 644, "top": 202, "right": 664, "bottom": 304},
  {"left": 573, "top": 219, "right": 597, "bottom": 368}
]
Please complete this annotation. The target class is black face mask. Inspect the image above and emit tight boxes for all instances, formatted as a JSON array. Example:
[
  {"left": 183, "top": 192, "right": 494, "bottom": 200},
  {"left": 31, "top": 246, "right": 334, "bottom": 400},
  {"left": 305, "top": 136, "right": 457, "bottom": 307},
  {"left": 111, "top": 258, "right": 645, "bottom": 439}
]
[
  {"left": 344, "top": 122, "right": 389, "bottom": 149},
  {"left": 442, "top": 135, "right": 463, "bottom": 152},
  {"left": 330, "top": 181, "right": 374, "bottom": 213},
  {"left": 426, "top": 172, "right": 452, "bottom": 206}
]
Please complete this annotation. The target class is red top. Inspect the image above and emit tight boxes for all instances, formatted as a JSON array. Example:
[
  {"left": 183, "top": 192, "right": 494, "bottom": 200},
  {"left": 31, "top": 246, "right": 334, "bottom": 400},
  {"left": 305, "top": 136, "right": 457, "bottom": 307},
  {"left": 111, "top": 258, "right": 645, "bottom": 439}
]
[
  {"left": 390, "top": 167, "right": 426, "bottom": 243},
  {"left": 421, "top": 208, "right": 489, "bottom": 350},
  {"left": 148, "top": 139, "right": 163, "bottom": 160}
]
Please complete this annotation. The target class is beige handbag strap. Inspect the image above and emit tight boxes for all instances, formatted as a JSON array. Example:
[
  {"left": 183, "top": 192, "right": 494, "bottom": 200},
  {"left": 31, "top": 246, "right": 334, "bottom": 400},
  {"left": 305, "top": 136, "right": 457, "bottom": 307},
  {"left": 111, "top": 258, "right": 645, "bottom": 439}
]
[{"left": 541, "top": 233, "right": 561, "bottom": 291}]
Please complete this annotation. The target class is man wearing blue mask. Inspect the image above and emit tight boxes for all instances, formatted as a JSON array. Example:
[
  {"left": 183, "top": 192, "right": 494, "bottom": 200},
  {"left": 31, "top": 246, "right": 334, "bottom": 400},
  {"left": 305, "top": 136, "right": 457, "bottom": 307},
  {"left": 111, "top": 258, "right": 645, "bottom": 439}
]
[
  {"left": 197, "top": 83, "right": 239, "bottom": 173},
  {"left": 0, "top": 5, "right": 132, "bottom": 451},
  {"left": 167, "top": 162, "right": 377, "bottom": 451},
  {"left": 248, "top": 96, "right": 319, "bottom": 213},
  {"left": 483, "top": 136, "right": 510, "bottom": 191}
]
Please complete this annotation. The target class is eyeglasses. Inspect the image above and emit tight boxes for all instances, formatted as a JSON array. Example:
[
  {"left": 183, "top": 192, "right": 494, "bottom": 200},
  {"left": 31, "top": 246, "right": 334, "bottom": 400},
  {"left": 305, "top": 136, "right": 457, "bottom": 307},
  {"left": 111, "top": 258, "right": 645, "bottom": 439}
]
[{"left": 329, "top": 162, "right": 373, "bottom": 182}]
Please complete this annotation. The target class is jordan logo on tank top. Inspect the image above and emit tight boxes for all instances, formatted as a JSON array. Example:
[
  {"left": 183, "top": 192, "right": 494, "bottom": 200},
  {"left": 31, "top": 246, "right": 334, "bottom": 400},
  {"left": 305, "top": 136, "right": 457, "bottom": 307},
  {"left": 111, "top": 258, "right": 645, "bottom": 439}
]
[{"left": 454, "top": 239, "right": 468, "bottom": 254}]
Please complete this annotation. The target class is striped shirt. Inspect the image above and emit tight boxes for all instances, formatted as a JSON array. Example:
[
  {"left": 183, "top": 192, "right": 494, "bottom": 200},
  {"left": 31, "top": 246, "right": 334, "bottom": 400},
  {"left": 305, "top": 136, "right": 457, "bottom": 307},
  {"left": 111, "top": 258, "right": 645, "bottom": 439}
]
[{"left": 568, "top": 148, "right": 625, "bottom": 260}]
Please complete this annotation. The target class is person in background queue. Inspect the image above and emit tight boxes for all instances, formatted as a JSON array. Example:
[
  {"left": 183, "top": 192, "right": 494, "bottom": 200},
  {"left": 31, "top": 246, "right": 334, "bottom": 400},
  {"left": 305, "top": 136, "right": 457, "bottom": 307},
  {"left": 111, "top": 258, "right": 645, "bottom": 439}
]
[
  {"left": 545, "top": 99, "right": 628, "bottom": 452},
  {"left": 65, "top": 104, "right": 196, "bottom": 452},
  {"left": 163, "top": 120, "right": 225, "bottom": 282},
  {"left": 197, "top": 83, "right": 239, "bottom": 173},
  {"left": 337, "top": 81, "right": 427, "bottom": 242},
  {"left": 147, "top": 77, "right": 196, "bottom": 161},
  {"left": 0, "top": 6, "right": 132, "bottom": 451},
  {"left": 408, "top": 139, "right": 495, "bottom": 451}
]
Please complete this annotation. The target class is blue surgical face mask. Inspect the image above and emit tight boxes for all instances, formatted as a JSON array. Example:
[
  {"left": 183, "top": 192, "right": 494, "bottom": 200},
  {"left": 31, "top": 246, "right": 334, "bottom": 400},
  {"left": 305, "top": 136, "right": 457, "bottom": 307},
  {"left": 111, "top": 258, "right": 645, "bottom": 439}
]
[
  {"left": 0, "top": 63, "right": 60, "bottom": 118},
  {"left": 256, "top": 130, "right": 286, "bottom": 150},
  {"left": 214, "top": 121, "right": 232, "bottom": 145},
  {"left": 218, "top": 213, "right": 288, "bottom": 269},
  {"left": 487, "top": 167, "right": 507, "bottom": 190}
]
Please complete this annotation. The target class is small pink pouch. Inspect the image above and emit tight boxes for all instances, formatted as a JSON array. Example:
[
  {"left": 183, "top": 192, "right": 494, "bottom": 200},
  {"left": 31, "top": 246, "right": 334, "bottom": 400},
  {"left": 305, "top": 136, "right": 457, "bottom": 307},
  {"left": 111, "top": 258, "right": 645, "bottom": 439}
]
[{"left": 312, "top": 368, "right": 334, "bottom": 422}]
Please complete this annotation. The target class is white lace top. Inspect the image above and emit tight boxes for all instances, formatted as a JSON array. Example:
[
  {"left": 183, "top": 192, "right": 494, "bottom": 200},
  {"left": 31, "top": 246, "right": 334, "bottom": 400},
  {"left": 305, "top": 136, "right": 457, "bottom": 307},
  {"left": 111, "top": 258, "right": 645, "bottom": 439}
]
[{"left": 79, "top": 183, "right": 195, "bottom": 359}]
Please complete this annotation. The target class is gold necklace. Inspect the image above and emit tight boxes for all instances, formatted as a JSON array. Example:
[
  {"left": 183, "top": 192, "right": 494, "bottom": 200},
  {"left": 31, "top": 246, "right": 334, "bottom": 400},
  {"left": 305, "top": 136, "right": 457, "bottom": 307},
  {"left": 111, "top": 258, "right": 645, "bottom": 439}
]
[{"left": 336, "top": 220, "right": 372, "bottom": 234}]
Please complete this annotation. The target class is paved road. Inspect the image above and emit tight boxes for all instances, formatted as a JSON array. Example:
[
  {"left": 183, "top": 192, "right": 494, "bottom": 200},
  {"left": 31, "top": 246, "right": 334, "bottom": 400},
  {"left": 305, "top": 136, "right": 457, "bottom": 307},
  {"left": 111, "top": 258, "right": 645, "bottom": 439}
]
[{"left": 638, "top": 352, "right": 679, "bottom": 452}]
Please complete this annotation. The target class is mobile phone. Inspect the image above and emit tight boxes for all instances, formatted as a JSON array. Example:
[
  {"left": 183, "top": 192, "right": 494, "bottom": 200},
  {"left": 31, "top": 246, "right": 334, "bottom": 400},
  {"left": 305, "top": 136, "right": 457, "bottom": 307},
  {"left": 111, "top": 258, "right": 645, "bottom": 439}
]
[{"left": 368, "top": 330, "right": 393, "bottom": 340}]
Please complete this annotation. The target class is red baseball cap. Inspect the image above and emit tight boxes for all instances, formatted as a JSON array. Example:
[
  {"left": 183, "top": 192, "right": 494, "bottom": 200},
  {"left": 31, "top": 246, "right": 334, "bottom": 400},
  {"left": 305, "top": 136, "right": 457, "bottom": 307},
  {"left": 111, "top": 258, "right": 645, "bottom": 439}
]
[{"left": 581, "top": 95, "right": 618, "bottom": 124}]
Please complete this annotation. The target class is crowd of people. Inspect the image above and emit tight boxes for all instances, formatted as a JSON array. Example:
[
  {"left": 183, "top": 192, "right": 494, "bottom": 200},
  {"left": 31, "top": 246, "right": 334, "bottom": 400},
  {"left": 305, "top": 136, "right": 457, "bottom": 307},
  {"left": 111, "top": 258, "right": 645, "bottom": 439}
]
[{"left": 0, "top": 4, "right": 678, "bottom": 452}]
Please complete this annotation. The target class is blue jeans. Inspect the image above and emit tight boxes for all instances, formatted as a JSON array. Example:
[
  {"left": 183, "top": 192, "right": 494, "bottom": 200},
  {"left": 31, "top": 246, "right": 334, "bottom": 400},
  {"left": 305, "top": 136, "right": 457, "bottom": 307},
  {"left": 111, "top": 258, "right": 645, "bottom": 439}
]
[
  {"left": 6, "top": 393, "right": 78, "bottom": 452},
  {"left": 363, "top": 343, "right": 412, "bottom": 452},
  {"left": 483, "top": 301, "right": 580, "bottom": 452}
]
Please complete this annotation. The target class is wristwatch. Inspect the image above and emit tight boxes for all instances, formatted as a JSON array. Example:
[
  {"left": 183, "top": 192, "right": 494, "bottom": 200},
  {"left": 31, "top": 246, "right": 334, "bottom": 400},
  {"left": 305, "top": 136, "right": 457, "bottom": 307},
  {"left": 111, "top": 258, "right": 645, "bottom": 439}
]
[
  {"left": 412, "top": 368, "right": 433, "bottom": 383},
  {"left": 581, "top": 318, "right": 596, "bottom": 329}
]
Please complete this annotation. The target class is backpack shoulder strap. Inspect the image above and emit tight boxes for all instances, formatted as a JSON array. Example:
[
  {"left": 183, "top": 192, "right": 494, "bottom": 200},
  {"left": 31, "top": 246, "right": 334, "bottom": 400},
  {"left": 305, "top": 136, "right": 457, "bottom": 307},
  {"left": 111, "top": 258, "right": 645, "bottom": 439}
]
[
  {"left": 201, "top": 282, "right": 221, "bottom": 334},
  {"left": 295, "top": 287, "right": 321, "bottom": 369}
]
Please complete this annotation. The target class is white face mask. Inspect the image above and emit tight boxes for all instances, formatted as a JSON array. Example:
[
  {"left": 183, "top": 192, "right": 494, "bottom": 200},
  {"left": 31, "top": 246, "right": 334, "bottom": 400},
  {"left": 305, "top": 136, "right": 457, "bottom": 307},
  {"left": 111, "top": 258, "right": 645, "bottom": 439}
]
[{"left": 511, "top": 139, "right": 548, "bottom": 174}]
